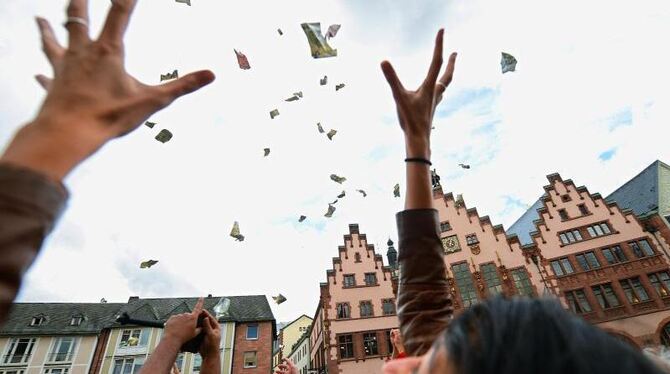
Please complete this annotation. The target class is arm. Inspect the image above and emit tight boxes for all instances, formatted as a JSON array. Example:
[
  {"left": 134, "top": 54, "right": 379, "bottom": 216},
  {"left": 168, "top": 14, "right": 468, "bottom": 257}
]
[
  {"left": 199, "top": 311, "right": 222, "bottom": 374},
  {"left": 0, "top": 0, "right": 213, "bottom": 324},
  {"left": 381, "top": 29, "right": 458, "bottom": 356}
]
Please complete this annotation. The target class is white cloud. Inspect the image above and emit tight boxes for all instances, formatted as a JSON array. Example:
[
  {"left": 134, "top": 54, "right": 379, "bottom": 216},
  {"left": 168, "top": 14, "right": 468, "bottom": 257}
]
[{"left": 3, "top": 0, "right": 670, "bottom": 323}]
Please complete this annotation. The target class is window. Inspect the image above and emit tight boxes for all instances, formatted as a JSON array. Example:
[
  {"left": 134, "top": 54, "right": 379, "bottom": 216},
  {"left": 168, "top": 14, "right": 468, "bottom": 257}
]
[
  {"left": 452, "top": 263, "right": 479, "bottom": 307},
  {"left": 565, "top": 289, "right": 592, "bottom": 314},
  {"left": 578, "top": 204, "right": 589, "bottom": 216},
  {"left": 0, "top": 370, "right": 26, "bottom": 374},
  {"left": 561, "top": 194, "right": 572, "bottom": 202},
  {"left": 558, "top": 209, "right": 569, "bottom": 220},
  {"left": 662, "top": 322, "right": 670, "bottom": 348},
  {"left": 638, "top": 239, "right": 654, "bottom": 256},
  {"left": 243, "top": 352, "right": 258, "bottom": 368},
  {"left": 592, "top": 283, "right": 620, "bottom": 309},
  {"left": 119, "top": 329, "right": 146, "bottom": 347},
  {"left": 343, "top": 275, "right": 356, "bottom": 288},
  {"left": 511, "top": 268, "right": 534, "bottom": 296},
  {"left": 246, "top": 324, "right": 259, "bottom": 340},
  {"left": 600, "top": 223, "right": 611, "bottom": 235},
  {"left": 386, "top": 330, "right": 394, "bottom": 355},
  {"left": 559, "top": 230, "right": 583, "bottom": 245},
  {"left": 481, "top": 263, "right": 503, "bottom": 295},
  {"left": 69, "top": 316, "right": 83, "bottom": 326},
  {"left": 336, "top": 303, "right": 351, "bottom": 319},
  {"left": 363, "top": 333, "right": 378, "bottom": 356},
  {"left": 364, "top": 273, "right": 378, "bottom": 286},
  {"left": 630, "top": 240, "right": 655, "bottom": 258},
  {"left": 465, "top": 234, "right": 479, "bottom": 246},
  {"left": 360, "top": 301, "right": 374, "bottom": 317},
  {"left": 587, "top": 223, "right": 610, "bottom": 238},
  {"left": 575, "top": 252, "right": 601, "bottom": 271},
  {"left": 192, "top": 354, "right": 202, "bottom": 373},
  {"left": 648, "top": 271, "right": 670, "bottom": 297},
  {"left": 550, "top": 258, "right": 575, "bottom": 277},
  {"left": 2, "top": 338, "right": 35, "bottom": 364},
  {"left": 354, "top": 253, "right": 361, "bottom": 262},
  {"left": 112, "top": 357, "right": 144, "bottom": 374},
  {"left": 440, "top": 221, "right": 452, "bottom": 232},
  {"left": 619, "top": 277, "right": 650, "bottom": 303},
  {"left": 602, "top": 246, "right": 627, "bottom": 264},
  {"left": 382, "top": 299, "right": 396, "bottom": 315},
  {"left": 30, "top": 315, "right": 45, "bottom": 326},
  {"left": 44, "top": 369, "right": 69, "bottom": 374},
  {"left": 338, "top": 335, "right": 354, "bottom": 359},
  {"left": 49, "top": 337, "right": 76, "bottom": 362}
]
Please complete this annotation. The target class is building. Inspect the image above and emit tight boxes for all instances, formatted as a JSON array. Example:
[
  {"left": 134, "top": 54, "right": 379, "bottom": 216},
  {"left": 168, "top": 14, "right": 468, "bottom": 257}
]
[
  {"left": 508, "top": 163, "right": 670, "bottom": 347},
  {"left": 1, "top": 295, "right": 276, "bottom": 374},
  {"left": 0, "top": 302, "right": 123, "bottom": 374},
  {"left": 285, "top": 332, "right": 309, "bottom": 374},
  {"left": 309, "top": 224, "right": 398, "bottom": 374},
  {"left": 272, "top": 315, "right": 312, "bottom": 371}
]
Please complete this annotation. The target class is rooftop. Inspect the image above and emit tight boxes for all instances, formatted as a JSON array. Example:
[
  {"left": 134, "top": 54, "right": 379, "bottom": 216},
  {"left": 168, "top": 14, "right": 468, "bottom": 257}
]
[{"left": 606, "top": 160, "right": 670, "bottom": 218}]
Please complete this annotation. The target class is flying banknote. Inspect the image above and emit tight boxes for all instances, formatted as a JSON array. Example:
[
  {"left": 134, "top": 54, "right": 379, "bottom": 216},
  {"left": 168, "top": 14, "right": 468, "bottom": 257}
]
[
  {"left": 264, "top": 148, "right": 271, "bottom": 157},
  {"left": 317, "top": 123, "right": 325, "bottom": 133},
  {"left": 326, "top": 24, "right": 341, "bottom": 39},
  {"left": 324, "top": 204, "right": 336, "bottom": 218},
  {"left": 335, "top": 83, "right": 345, "bottom": 91},
  {"left": 501, "top": 52, "right": 517, "bottom": 74},
  {"left": 175, "top": 0, "right": 191, "bottom": 5},
  {"left": 330, "top": 174, "right": 346, "bottom": 184},
  {"left": 357, "top": 189, "right": 367, "bottom": 197},
  {"left": 270, "top": 109, "right": 280, "bottom": 119},
  {"left": 320, "top": 75, "right": 328, "bottom": 85},
  {"left": 278, "top": 28, "right": 283, "bottom": 36},
  {"left": 327, "top": 129, "right": 337, "bottom": 140},
  {"left": 145, "top": 121, "right": 156, "bottom": 129},
  {"left": 299, "top": 215, "right": 307, "bottom": 222},
  {"left": 230, "top": 221, "right": 245, "bottom": 242},
  {"left": 140, "top": 260, "right": 159, "bottom": 269},
  {"left": 155, "top": 129, "right": 173, "bottom": 143},
  {"left": 301, "top": 22, "right": 337, "bottom": 58},
  {"left": 160, "top": 70, "right": 178, "bottom": 82},
  {"left": 458, "top": 163, "right": 471, "bottom": 169},
  {"left": 337, "top": 191, "right": 346, "bottom": 199},
  {"left": 393, "top": 183, "right": 400, "bottom": 198},
  {"left": 234, "top": 49, "right": 251, "bottom": 70},
  {"left": 273, "top": 294, "right": 287, "bottom": 305}
]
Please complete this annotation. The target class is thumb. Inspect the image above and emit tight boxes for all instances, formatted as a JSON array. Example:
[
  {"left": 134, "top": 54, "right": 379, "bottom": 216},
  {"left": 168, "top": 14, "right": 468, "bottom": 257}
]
[
  {"left": 202, "top": 316, "right": 213, "bottom": 333},
  {"left": 158, "top": 70, "right": 215, "bottom": 106},
  {"left": 35, "top": 74, "right": 52, "bottom": 90}
]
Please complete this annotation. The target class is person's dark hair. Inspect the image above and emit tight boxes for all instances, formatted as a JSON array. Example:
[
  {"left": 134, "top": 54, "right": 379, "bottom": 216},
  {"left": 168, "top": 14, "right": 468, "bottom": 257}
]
[{"left": 439, "top": 296, "right": 664, "bottom": 374}]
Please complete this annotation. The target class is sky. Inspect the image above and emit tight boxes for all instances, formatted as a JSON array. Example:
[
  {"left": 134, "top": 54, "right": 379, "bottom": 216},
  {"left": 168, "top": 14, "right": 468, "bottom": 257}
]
[{"left": 1, "top": 0, "right": 669, "bottom": 324}]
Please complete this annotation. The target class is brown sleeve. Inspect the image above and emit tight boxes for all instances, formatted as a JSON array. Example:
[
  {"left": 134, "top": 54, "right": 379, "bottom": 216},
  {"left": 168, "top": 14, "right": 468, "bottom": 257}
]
[
  {"left": 396, "top": 209, "right": 452, "bottom": 356},
  {"left": 0, "top": 163, "right": 68, "bottom": 324}
]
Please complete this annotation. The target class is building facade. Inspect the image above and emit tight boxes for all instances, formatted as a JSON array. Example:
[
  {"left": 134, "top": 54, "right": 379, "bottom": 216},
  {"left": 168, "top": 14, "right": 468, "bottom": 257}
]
[
  {"left": 309, "top": 224, "right": 399, "bottom": 374},
  {"left": 285, "top": 332, "right": 309, "bottom": 374},
  {"left": 273, "top": 315, "right": 312, "bottom": 371},
  {"left": 508, "top": 163, "right": 670, "bottom": 347}
]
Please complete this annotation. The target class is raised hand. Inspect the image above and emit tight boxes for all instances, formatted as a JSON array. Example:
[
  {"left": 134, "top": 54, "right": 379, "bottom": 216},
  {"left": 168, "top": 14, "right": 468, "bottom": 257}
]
[
  {"left": 1, "top": 0, "right": 215, "bottom": 180},
  {"left": 274, "top": 358, "right": 299, "bottom": 374},
  {"left": 199, "top": 310, "right": 221, "bottom": 358},
  {"left": 164, "top": 298, "right": 204, "bottom": 346}
]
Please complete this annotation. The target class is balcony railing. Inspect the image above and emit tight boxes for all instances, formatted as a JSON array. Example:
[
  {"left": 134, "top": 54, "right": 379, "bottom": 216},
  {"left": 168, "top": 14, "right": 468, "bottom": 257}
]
[
  {"left": 1, "top": 354, "right": 31, "bottom": 365},
  {"left": 47, "top": 352, "right": 74, "bottom": 363}
]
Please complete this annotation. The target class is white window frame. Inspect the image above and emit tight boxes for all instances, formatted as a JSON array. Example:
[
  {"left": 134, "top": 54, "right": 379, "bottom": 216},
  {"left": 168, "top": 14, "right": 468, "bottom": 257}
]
[
  {"left": 70, "top": 316, "right": 83, "bottom": 326},
  {"left": 0, "top": 369, "right": 27, "bottom": 374},
  {"left": 48, "top": 337, "right": 77, "bottom": 363},
  {"left": 243, "top": 351, "right": 258, "bottom": 368},
  {"left": 111, "top": 356, "right": 145, "bottom": 374},
  {"left": 43, "top": 368, "right": 70, "bottom": 374},
  {"left": 118, "top": 328, "right": 147, "bottom": 348},
  {"left": 246, "top": 324, "right": 259, "bottom": 340},
  {"left": 2, "top": 337, "right": 36, "bottom": 365},
  {"left": 192, "top": 354, "right": 202, "bottom": 374},
  {"left": 30, "top": 316, "right": 45, "bottom": 326}
]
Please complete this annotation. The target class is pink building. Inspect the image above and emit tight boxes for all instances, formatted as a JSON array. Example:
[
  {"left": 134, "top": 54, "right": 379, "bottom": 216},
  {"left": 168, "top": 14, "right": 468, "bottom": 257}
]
[{"left": 309, "top": 225, "right": 398, "bottom": 374}]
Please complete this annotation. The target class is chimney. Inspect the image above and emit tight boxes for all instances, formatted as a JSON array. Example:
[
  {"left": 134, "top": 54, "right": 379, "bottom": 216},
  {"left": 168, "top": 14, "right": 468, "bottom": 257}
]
[{"left": 128, "top": 296, "right": 140, "bottom": 302}]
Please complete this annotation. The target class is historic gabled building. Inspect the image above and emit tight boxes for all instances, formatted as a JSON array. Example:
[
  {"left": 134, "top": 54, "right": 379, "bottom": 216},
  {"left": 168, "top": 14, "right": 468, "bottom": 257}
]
[
  {"left": 0, "top": 302, "right": 123, "bottom": 374},
  {"left": 508, "top": 164, "right": 670, "bottom": 347},
  {"left": 309, "top": 224, "right": 398, "bottom": 374},
  {"left": 285, "top": 331, "right": 310, "bottom": 374}
]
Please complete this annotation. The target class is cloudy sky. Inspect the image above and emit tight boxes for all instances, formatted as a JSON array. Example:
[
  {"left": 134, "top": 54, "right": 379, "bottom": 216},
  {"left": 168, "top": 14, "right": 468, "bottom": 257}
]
[{"left": 1, "top": 0, "right": 669, "bottom": 323}]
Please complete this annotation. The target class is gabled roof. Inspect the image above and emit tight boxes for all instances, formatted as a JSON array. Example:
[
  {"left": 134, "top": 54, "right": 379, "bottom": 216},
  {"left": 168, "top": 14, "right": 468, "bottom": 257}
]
[
  {"left": 508, "top": 199, "right": 544, "bottom": 246},
  {"left": 0, "top": 303, "right": 124, "bottom": 336},
  {"left": 278, "top": 314, "right": 312, "bottom": 333},
  {"left": 606, "top": 160, "right": 670, "bottom": 218}
]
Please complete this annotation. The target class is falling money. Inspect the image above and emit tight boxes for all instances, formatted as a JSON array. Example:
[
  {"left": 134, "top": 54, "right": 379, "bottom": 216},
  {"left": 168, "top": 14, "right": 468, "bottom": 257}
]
[
  {"left": 501, "top": 52, "right": 517, "bottom": 74},
  {"left": 278, "top": 28, "right": 283, "bottom": 36},
  {"left": 264, "top": 148, "right": 271, "bottom": 157},
  {"left": 393, "top": 183, "right": 400, "bottom": 198},
  {"left": 330, "top": 174, "right": 346, "bottom": 184},
  {"left": 175, "top": 0, "right": 191, "bottom": 5},
  {"left": 324, "top": 204, "right": 336, "bottom": 218},
  {"left": 144, "top": 121, "right": 156, "bottom": 129},
  {"left": 230, "top": 221, "right": 245, "bottom": 242},
  {"left": 270, "top": 109, "right": 280, "bottom": 119},
  {"left": 458, "top": 163, "right": 471, "bottom": 169},
  {"left": 301, "top": 22, "right": 337, "bottom": 58},
  {"left": 273, "top": 294, "right": 287, "bottom": 305},
  {"left": 160, "top": 70, "right": 178, "bottom": 82},
  {"left": 327, "top": 129, "right": 337, "bottom": 140},
  {"left": 155, "top": 129, "right": 173, "bottom": 143},
  {"left": 326, "top": 24, "right": 341, "bottom": 39},
  {"left": 234, "top": 49, "right": 251, "bottom": 70},
  {"left": 357, "top": 189, "right": 367, "bottom": 197},
  {"left": 299, "top": 215, "right": 307, "bottom": 222},
  {"left": 320, "top": 75, "right": 328, "bottom": 86},
  {"left": 337, "top": 190, "right": 346, "bottom": 199},
  {"left": 285, "top": 92, "right": 303, "bottom": 102},
  {"left": 335, "top": 83, "right": 345, "bottom": 91},
  {"left": 140, "top": 260, "right": 159, "bottom": 269},
  {"left": 317, "top": 123, "right": 325, "bottom": 133}
]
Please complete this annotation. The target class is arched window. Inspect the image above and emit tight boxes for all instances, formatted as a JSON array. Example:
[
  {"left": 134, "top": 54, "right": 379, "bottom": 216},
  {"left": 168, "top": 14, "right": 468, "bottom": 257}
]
[{"left": 661, "top": 322, "right": 670, "bottom": 347}]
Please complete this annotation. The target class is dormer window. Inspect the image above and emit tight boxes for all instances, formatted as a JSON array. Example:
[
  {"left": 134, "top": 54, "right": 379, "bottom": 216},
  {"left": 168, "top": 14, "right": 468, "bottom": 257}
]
[
  {"left": 30, "top": 315, "right": 45, "bottom": 326},
  {"left": 70, "top": 316, "right": 83, "bottom": 326}
]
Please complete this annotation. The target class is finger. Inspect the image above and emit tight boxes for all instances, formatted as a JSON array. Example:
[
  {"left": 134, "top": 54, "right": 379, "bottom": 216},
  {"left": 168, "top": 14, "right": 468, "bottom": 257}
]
[
  {"left": 99, "top": 0, "right": 138, "bottom": 45},
  {"left": 436, "top": 52, "right": 457, "bottom": 97},
  {"left": 380, "top": 61, "right": 404, "bottom": 98},
  {"left": 422, "top": 29, "right": 444, "bottom": 90},
  {"left": 202, "top": 315, "right": 213, "bottom": 333},
  {"left": 35, "top": 74, "right": 52, "bottom": 90},
  {"left": 65, "top": 0, "right": 91, "bottom": 48},
  {"left": 36, "top": 17, "right": 65, "bottom": 66},
  {"left": 191, "top": 297, "right": 205, "bottom": 317},
  {"left": 155, "top": 70, "right": 216, "bottom": 108}
]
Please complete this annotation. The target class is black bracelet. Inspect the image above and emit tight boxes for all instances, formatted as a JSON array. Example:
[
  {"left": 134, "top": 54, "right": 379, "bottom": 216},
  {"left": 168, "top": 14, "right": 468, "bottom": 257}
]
[{"left": 405, "top": 157, "right": 432, "bottom": 166}]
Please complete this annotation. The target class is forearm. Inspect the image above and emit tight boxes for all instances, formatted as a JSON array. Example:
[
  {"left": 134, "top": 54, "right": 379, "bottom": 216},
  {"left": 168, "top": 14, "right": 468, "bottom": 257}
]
[
  {"left": 404, "top": 137, "right": 433, "bottom": 210},
  {"left": 139, "top": 337, "right": 181, "bottom": 374},
  {"left": 200, "top": 352, "right": 221, "bottom": 374}
]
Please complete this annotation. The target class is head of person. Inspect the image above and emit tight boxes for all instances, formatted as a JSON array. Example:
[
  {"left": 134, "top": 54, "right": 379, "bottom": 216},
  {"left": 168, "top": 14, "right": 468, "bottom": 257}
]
[{"left": 384, "top": 296, "right": 665, "bottom": 374}]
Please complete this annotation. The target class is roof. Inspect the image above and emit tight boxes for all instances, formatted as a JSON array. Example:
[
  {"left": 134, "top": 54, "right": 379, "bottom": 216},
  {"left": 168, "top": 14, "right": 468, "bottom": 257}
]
[
  {"left": 117, "top": 295, "right": 275, "bottom": 326},
  {"left": 606, "top": 160, "right": 670, "bottom": 218},
  {"left": 507, "top": 198, "right": 544, "bottom": 246},
  {"left": 0, "top": 303, "right": 124, "bottom": 336},
  {"left": 278, "top": 314, "right": 312, "bottom": 333}
]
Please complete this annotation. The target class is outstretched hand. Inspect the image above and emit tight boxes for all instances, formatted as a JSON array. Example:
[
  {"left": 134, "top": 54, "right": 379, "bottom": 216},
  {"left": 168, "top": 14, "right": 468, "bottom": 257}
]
[
  {"left": 1, "top": 0, "right": 215, "bottom": 180},
  {"left": 164, "top": 297, "right": 204, "bottom": 346},
  {"left": 380, "top": 29, "right": 456, "bottom": 158},
  {"left": 274, "top": 359, "right": 299, "bottom": 374}
]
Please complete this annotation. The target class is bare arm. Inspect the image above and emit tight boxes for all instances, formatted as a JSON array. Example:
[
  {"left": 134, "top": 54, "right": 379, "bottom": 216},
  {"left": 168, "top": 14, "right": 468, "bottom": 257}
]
[{"left": 199, "top": 311, "right": 222, "bottom": 374}]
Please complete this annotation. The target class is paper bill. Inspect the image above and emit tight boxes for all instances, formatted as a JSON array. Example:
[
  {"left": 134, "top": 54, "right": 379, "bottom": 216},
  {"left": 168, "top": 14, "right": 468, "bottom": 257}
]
[
  {"left": 326, "top": 129, "right": 337, "bottom": 140},
  {"left": 335, "top": 83, "right": 345, "bottom": 91},
  {"left": 140, "top": 260, "right": 159, "bottom": 269},
  {"left": 301, "top": 22, "right": 337, "bottom": 58},
  {"left": 155, "top": 129, "right": 173, "bottom": 143},
  {"left": 330, "top": 174, "right": 346, "bottom": 184},
  {"left": 145, "top": 121, "right": 156, "bottom": 129},
  {"left": 234, "top": 49, "right": 251, "bottom": 70},
  {"left": 270, "top": 109, "right": 280, "bottom": 119},
  {"left": 264, "top": 148, "right": 271, "bottom": 157},
  {"left": 393, "top": 183, "right": 400, "bottom": 198},
  {"left": 501, "top": 52, "right": 517, "bottom": 74},
  {"left": 317, "top": 123, "right": 325, "bottom": 133},
  {"left": 324, "top": 204, "right": 336, "bottom": 218},
  {"left": 326, "top": 24, "right": 341, "bottom": 39},
  {"left": 320, "top": 75, "right": 328, "bottom": 85},
  {"left": 160, "top": 70, "right": 178, "bottom": 82},
  {"left": 356, "top": 189, "right": 367, "bottom": 197}
]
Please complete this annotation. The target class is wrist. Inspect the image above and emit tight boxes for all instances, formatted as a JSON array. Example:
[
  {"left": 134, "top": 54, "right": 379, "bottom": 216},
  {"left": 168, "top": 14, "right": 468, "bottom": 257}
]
[
  {"left": 159, "top": 333, "right": 184, "bottom": 352},
  {"left": 404, "top": 136, "right": 431, "bottom": 159}
]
